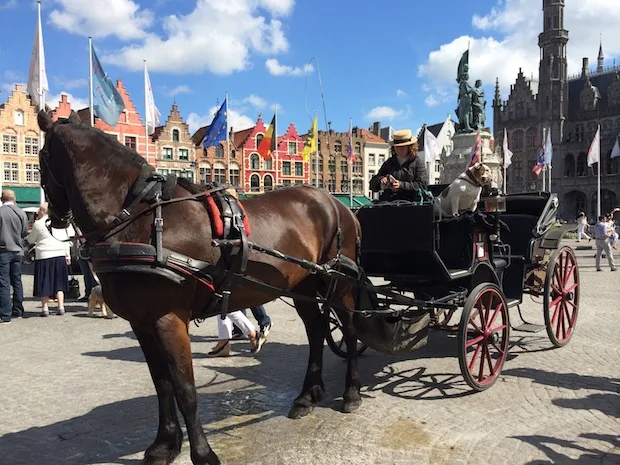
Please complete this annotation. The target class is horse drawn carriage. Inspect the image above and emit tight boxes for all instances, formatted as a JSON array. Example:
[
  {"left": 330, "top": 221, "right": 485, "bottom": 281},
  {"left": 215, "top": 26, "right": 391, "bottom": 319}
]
[{"left": 325, "top": 189, "right": 579, "bottom": 391}]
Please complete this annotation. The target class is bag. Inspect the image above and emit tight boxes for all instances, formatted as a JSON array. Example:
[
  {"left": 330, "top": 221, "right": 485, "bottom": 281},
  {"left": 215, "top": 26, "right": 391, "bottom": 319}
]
[{"left": 67, "top": 276, "right": 81, "bottom": 300}]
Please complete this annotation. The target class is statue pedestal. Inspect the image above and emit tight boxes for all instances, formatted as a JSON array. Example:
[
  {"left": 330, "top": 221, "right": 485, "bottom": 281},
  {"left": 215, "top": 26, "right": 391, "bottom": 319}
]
[{"left": 440, "top": 131, "right": 503, "bottom": 188}]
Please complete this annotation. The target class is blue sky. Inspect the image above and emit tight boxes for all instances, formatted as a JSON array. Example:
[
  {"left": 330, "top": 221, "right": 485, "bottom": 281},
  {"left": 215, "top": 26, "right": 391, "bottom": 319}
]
[{"left": 1, "top": 0, "right": 619, "bottom": 137}]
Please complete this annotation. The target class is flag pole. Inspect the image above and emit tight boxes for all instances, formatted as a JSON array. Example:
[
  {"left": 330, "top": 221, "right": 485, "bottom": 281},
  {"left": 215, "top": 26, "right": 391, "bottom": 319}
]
[
  {"left": 597, "top": 124, "right": 601, "bottom": 218},
  {"left": 37, "top": 0, "right": 46, "bottom": 205},
  {"left": 314, "top": 110, "right": 319, "bottom": 188},
  {"left": 274, "top": 103, "right": 278, "bottom": 188},
  {"left": 349, "top": 117, "right": 353, "bottom": 209},
  {"left": 143, "top": 60, "right": 149, "bottom": 164},
  {"left": 541, "top": 127, "right": 546, "bottom": 192},
  {"left": 88, "top": 36, "right": 94, "bottom": 127},
  {"left": 548, "top": 127, "right": 552, "bottom": 193},
  {"left": 225, "top": 92, "right": 230, "bottom": 186}
]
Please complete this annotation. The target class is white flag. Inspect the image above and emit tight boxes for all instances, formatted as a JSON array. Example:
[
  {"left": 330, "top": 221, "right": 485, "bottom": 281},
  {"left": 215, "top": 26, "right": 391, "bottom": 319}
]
[
  {"left": 611, "top": 136, "right": 620, "bottom": 159},
  {"left": 544, "top": 127, "right": 553, "bottom": 166},
  {"left": 587, "top": 126, "right": 600, "bottom": 167},
  {"left": 423, "top": 126, "right": 441, "bottom": 165},
  {"left": 503, "top": 127, "right": 513, "bottom": 168},
  {"left": 27, "top": 2, "right": 48, "bottom": 108},
  {"left": 144, "top": 62, "right": 160, "bottom": 135}
]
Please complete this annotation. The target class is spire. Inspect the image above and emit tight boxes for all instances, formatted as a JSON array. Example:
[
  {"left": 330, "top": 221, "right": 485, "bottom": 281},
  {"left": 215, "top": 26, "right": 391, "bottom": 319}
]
[
  {"left": 597, "top": 34, "right": 604, "bottom": 73},
  {"left": 493, "top": 77, "right": 502, "bottom": 107}
]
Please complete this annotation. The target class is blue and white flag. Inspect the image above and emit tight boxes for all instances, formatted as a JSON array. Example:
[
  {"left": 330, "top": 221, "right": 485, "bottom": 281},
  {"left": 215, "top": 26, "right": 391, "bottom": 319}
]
[
  {"left": 91, "top": 44, "right": 125, "bottom": 127},
  {"left": 202, "top": 99, "right": 227, "bottom": 148},
  {"left": 544, "top": 127, "right": 553, "bottom": 166}
]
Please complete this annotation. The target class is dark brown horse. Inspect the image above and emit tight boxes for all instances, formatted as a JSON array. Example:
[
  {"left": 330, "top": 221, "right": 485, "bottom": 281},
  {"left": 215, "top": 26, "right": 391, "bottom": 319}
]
[{"left": 37, "top": 110, "right": 363, "bottom": 465}]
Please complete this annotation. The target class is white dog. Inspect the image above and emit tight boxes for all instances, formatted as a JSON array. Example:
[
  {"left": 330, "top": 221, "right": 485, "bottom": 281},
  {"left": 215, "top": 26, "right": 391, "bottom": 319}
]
[
  {"left": 435, "top": 163, "right": 492, "bottom": 217},
  {"left": 87, "top": 285, "right": 115, "bottom": 319}
]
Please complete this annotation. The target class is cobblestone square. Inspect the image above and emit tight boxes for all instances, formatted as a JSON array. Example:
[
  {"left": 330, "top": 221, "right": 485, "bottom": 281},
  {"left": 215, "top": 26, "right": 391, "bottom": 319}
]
[{"left": 0, "top": 239, "right": 618, "bottom": 465}]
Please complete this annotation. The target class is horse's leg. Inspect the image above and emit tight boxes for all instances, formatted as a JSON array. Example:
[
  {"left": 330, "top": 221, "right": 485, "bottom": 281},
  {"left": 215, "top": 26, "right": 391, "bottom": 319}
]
[
  {"left": 333, "top": 286, "right": 362, "bottom": 414},
  {"left": 155, "top": 312, "right": 220, "bottom": 465},
  {"left": 288, "top": 279, "right": 327, "bottom": 420},
  {"left": 132, "top": 323, "right": 183, "bottom": 465}
]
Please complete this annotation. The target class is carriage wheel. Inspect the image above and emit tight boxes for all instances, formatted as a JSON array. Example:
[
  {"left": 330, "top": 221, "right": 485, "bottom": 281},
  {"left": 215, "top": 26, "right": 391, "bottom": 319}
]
[
  {"left": 544, "top": 246, "right": 579, "bottom": 347},
  {"left": 457, "top": 283, "right": 510, "bottom": 392},
  {"left": 326, "top": 308, "right": 368, "bottom": 358}
]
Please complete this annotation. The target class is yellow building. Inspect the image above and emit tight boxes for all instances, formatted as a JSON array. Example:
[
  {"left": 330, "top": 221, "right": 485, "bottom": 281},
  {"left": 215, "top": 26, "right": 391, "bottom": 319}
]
[{"left": 0, "top": 84, "right": 42, "bottom": 207}]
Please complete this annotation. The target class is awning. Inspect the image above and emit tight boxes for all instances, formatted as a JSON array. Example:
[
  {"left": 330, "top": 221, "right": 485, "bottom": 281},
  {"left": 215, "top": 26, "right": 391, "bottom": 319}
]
[
  {"left": 2, "top": 186, "right": 41, "bottom": 209},
  {"left": 332, "top": 194, "right": 373, "bottom": 208}
]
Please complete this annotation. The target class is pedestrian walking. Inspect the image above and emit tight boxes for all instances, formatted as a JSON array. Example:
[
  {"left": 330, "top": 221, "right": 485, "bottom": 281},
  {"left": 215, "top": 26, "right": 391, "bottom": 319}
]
[
  {"left": 593, "top": 215, "right": 617, "bottom": 272},
  {"left": 576, "top": 212, "right": 591, "bottom": 242},
  {"left": 0, "top": 190, "right": 28, "bottom": 323}
]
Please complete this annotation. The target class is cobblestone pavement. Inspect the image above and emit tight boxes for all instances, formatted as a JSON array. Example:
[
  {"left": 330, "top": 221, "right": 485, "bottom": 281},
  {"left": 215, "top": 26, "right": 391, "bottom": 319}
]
[{"left": 0, "top": 239, "right": 619, "bottom": 465}]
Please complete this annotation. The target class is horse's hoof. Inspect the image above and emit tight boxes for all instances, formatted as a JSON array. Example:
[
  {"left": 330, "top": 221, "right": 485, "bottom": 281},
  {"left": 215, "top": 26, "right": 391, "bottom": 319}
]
[
  {"left": 205, "top": 449, "right": 221, "bottom": 465},
  {"left": 342, "top": 398, "right": 361, "bottom": 414},
  {"left": 288, "top": 403, "right": 314, "bottom": 419}
]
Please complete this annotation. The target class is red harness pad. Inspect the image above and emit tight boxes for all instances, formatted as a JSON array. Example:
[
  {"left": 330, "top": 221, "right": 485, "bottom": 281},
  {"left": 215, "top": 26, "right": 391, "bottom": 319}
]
[{"left": 204, "top": 193, "right": 251, "bottom": 239}]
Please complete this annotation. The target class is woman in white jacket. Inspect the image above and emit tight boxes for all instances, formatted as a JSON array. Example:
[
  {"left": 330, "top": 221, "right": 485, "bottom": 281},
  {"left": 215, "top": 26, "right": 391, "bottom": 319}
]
[
  {"left": 27, "top": 203, "right": 72, "bottom": 317},
  {"left": 576, "top": 212, "right": 591, "bottom": 242}
]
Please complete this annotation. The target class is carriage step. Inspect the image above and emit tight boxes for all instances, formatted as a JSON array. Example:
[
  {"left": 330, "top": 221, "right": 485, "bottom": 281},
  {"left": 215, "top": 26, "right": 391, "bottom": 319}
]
[
  {"left": 506, "top": 299, "right": 520, "bottom": 308},
  {"left": 512, "top": 323, "right": 546, "bottom": 333}
]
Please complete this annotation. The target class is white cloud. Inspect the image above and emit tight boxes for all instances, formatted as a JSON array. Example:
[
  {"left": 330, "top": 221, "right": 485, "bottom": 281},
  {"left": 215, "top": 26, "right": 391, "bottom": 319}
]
[
  {"left": 419, "top": 0, "right": 620, "bottom": 100},
  {"left": 244, "top": 94, "right": 267, "bottom": 109},
  {"left": 186, "top": 106, "right": 255, "bottom": 134},
  {"left": 396, "top": 89, "right": 407, "bottom": 97},
  {"left": 98, "top": 1, "right": 292, "bottom": 74},
  {"left": 47, "top": 91, "right": 90, "bottom": 111},
  {"left": 49, "top": 0, "right": 154, "bottom": 40},
  {"left": 364, "top": 106, "right": 402, "bottom": 121},
  {"left": 52, "top": 77, "right": 88, "bottom": 90},
  {"left": 166, "top": 85, "right": 191, "bottom": 97},
  {"left": 265, "top": 58, "right": 314, "bottom": 76},
  {"left": 425, "top": 95, "right": 439, "bottom": 107},
  {"left": 0, "top": 0, "right": 17, "bottom": 9}
]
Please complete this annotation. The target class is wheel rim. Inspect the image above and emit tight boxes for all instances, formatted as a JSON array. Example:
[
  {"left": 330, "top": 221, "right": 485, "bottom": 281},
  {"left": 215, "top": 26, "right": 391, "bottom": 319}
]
[
  {"left": 547, "top": 248, "right": 579, "bottom": 344},
  {"left": 463, "top": 287, "right": 509, "bottom": 387},
  {"left": 327, "top": 312, "right": 367, "bottom": 357}
]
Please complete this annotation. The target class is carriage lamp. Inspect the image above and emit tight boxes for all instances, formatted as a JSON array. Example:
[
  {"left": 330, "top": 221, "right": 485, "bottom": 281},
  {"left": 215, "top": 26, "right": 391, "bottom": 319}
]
[{"left": 483, "top": 196, "right": 506, "bottom": 213}]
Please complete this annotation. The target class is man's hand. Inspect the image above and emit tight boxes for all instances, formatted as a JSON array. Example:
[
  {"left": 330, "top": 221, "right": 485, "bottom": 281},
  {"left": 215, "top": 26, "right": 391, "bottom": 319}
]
[
  {"left": 380, "top": 176, "right": 389, "bottom": 186},
  {"left": 390, "top": 179, "right": 400, "bottom": 191}
]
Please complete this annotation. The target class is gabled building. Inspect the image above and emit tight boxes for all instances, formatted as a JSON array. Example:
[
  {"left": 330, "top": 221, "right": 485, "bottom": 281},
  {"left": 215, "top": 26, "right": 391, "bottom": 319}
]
[
  {"left": 191, "top": 126, "right": 242, "bottom": 189},
  {"left": 0, "top": 84, "right": 42, "bottom": 206},
  {"left": 274, "top": 122, "right": 310, "bottom": 189},
  {"left": 417, "top": 115, "right": 456, "bottom": 184},
  {"left": 360, "top": 129, "right": 388, "bottom": 198},
  {"left": 238, "top": 116, "right": 276, "bottom": 192},
  {"left": 77, "top": 80, "right": 156, "bottom": 164},
  {"left": 313, "top": 128, "right": 364, "bottom": 194},
  {"left": 152, "top": 104, "right": 197, "bottom": 181}
]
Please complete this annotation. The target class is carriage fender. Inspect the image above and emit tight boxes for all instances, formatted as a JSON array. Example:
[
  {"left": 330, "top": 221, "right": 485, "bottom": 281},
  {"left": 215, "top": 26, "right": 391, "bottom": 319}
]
[{"left": 470, "top": 261, "right": 500, "bottom": 288}]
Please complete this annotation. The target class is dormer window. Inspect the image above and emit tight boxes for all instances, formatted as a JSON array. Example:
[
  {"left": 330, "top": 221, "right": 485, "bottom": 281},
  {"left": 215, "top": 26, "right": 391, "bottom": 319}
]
[{"left": 172, "top": 129, "right": 180, "bottom": 142}]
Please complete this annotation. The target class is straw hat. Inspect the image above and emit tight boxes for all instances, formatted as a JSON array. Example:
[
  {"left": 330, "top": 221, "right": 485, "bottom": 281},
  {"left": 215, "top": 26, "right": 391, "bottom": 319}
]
[{"left": 392, "top": 129, "right": 418, "bottom": 147}]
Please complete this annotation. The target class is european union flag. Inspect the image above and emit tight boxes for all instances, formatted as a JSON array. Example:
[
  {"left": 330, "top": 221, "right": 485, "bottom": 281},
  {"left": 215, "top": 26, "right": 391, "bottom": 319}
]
[
  {"left": 91, "top": 45, "right": 125, "bottom": 127},
  {"left": 202, "top": 100, "right": 227, "bottom": 148}
]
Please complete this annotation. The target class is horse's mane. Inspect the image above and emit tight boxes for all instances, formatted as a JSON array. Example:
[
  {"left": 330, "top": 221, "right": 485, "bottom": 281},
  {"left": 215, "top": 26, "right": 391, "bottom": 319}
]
[{"left": 52, "top": 117, "right": 148, "bottom": 169}]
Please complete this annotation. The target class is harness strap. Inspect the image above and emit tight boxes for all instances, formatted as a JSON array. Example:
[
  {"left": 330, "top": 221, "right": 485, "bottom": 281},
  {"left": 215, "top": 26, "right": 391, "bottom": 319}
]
[{"left": 463, "top": 170, "right": 483, "bottom": 187}]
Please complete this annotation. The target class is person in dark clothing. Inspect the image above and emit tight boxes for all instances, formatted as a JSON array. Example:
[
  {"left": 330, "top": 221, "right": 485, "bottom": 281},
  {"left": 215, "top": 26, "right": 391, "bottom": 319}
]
[{"left": 370, "top": 129, "right": 427, "bottom": 201}]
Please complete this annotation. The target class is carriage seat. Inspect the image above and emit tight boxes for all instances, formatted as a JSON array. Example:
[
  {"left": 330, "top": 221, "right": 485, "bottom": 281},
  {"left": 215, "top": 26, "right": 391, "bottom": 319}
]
[{"left": 497, "top": 214, "right": 540, "bottom": 259}]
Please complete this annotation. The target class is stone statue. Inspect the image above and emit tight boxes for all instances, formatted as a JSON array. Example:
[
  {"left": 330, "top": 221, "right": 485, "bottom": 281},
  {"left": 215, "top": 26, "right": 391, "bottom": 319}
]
[{"left": 455, "top": 50, "right": 486, "bottom": 133}]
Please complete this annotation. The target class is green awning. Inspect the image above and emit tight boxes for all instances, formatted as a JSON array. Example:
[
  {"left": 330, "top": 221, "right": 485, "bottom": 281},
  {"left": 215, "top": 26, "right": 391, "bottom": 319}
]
[
  {"left": 333, "top": 194, "right": 373, "bottom": 208},
  {"left": 3, "top": 186, "right": 41, "bottom": 208}
]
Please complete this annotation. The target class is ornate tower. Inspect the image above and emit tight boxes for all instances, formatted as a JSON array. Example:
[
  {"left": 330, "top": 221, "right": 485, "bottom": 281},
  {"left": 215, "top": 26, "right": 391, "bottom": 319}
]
[
  {"left": 538, "top": 0, "right": 569, "bottom": 138},
  {"left": 597, "top": 38, "right": 604, "bottom": 73},
  {"left": 492, "top": 77, "right": 502, "bottom": 136}
]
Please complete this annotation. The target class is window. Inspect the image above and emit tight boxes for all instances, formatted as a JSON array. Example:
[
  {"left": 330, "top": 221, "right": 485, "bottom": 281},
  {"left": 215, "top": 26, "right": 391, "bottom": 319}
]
[
  {"left": 3, "top": 162, "right": 18, "bottom": 182},
  {"left": 340, "top": 160, "right": 348, "bottom": 175},
  {"left": 512, "top": 130, "right": 524, "bottom": 150},
  {"left": 250, "top": 174, "right": 260, "bottom": 192},
  {"left": 576, "top": 153, "right": 587, "bottom": 177},
  {"left": 513, "top": 160, "right": 523, "bottom": 182},
  {"left": 311, "top": 158, "right": 323, "bottom": 173},
  {"left": 2, "top": 135, "right": 17, "bottom": 154},
  {"left": 328, "top": 159, "right": 336, "bottom": 173},
  {"left": 250, "top": 154, "right": 260, "bottom": 170},
  {"left": 288, "top": 142, "right": 296, "bottom": 154},
  {"left": 283, "top": 179, "right": 292, "bottom": 186},
  {"left": 282, "top": 161, "right": 291, "bottom": 176},
  {"left": 334, "top": 142, "right": 342, "bottom": 153},
  {"left": 527, "top": 127, "right": 537, "bottom": 147},
  {"left": 256, "top": 134, "right": 264, "bottom": 147},
  {"left": 230, "top": 167, "right": 240, "bottom": 187},
  {"left": 264, "top": 175, "right": 274, "bottom": 191},
  {"left": 355, "top": 143, "right": 361, "bottom": 156},
  {"left": 179, "top": 148, "right": 189, "bottom": 160},
  {"left": 163, "top": 148, "right": 173, "bottom": 160},
  {"left": 14, "top": 110, "right": 24, "bottom": 126},
  {"left": 200, "top": 166, "right": 211, "bottom": 184},
  {"left": 295, "top": 180, "right": 303, "bottom": 185},
  {"left": 575, "top": 125, "right": 584, "bottom": 142},
  {"left": 295, "top": 162, "right": 303, "bottom": 176},
  {"left": 25, "top": 163, "right": 40, "bottom": 183},
  {"left": 353, "top": 179, "right": 363, "bottom": 194},
  {"left": 215, "top": 146, "right": 224, "bottom": 158},
  {"left": 602, "top": 120, "right": 613, "bottom": 138},
  {"left": 25, "top": 137, "right": 39, "bottom": 155},
  {"left": 124, "top": 136, "right": 136, "bottom": 151},
  {"left": 378, "top": 154, "right": 385, "bottom": 164},
  {"left": 157, "top": 168, "right": 170, "bottom": 175},
  {"left": 213, "top": 167, "right": 226, "bottom": 184},
  {"left": 181, "top": 171, "right": 194, "bottom": 181},
  {"left": 172, "top": 129, "right": 180, "bottom": 142},
  {"left": 369, "top": 154, "right": 375, "bottom": 165},
  {"left": 328, "top": 179, "right": 336, "bottom": 192},
  {"left": 353, "top": 160, "right": 362, "bottom": 174},
  {"left": 264, "top": 158, "right": 273, "bottom": 170}
]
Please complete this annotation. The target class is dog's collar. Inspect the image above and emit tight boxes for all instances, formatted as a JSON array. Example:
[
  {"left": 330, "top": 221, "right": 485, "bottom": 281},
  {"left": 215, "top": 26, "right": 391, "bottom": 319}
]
[{"left": 462, "top": 169, "right": 483, "bottom": 187}]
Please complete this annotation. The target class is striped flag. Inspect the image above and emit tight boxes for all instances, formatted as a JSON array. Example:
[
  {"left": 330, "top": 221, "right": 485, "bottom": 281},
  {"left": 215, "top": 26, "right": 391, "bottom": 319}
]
[
  {"left": 532, "top": 148, "right": 545, "bottom": 176},
  {"left": 467, "top": 131, "right": 481, "bottom": 167},
  {"left": 258, "top": 114, "right": 276, "bottom": 159}
]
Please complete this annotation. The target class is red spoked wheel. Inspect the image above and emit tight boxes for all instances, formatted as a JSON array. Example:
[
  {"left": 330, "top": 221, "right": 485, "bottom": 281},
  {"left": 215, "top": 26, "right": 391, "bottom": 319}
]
[
  {"left": 544, "top": 246, "right": 579, "bottom": 347},
  {"left": 458, "top": 283, "right": 510, "bottom": 392}
]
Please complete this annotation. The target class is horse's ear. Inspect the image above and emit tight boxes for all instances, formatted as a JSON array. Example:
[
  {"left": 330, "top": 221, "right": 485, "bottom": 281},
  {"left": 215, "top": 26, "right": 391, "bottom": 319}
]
[
  {"left": 38, "top": 110, "right": 53, "bottom": 133},
  {"left": 68, "top": 110, "right": 81, "bottom": 124}
]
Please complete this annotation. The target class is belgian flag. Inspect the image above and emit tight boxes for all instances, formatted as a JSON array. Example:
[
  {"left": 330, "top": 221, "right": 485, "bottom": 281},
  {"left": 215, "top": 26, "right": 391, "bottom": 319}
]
[{"left": 258, "top": 114, "right": 276, "bottom": 159}]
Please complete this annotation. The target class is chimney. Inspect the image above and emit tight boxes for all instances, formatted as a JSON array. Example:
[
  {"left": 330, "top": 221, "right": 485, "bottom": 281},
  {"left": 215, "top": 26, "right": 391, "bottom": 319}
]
[
  {"left": 582, "top": 57, "right": 589, "bottom": 78},
  {"left": 372, "top": 121, "right": 381, "bottom": 136}
]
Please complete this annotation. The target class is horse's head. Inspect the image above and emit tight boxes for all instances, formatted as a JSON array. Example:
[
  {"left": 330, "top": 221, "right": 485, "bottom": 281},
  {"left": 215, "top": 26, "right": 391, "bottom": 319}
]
[{"left": 38, "top": 110, "right": 80, "bottom": 229}]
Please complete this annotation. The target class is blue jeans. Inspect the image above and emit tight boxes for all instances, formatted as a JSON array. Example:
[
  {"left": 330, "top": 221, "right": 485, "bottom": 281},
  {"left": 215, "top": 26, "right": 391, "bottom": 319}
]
[
  {"left": 239, "top": 305, "right": 271, "bottom": 328},
  {"left": 0, "top": 252, "right": 24, "bottom": 321},
  {"left": 79, "top": 259, "right": 96, "bottom": 297}
]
